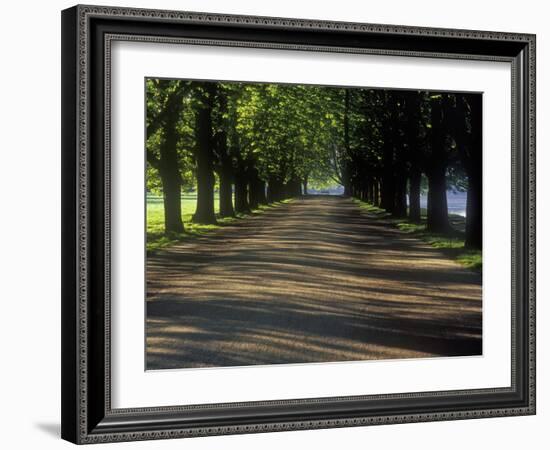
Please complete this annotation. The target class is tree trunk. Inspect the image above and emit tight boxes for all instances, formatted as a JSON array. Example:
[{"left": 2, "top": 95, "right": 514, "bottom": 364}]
[
  {"left": 426, "top": 165, "right": 449, "bottom": 232},
  {"left": 373, "top": 178, "right": 380, "bottom": 206},
  {"left": 392, "top": 96, "right": 408, "bottom": 218},
  {"left": 267, "top": 179, "right": 276, "bottom": 203},
  {"left": 370, "top": 179, "right": 376, "bottom": 204},
  {"left": 363, "top": 177, "right": 371, "bottom": 203},
  {"left": 256, "top": 178, "right": 267, "bottom": 205},
  {"left": 294, "top": 177, "right": 302, "bottom": 196},
  {"left": 393, "top": 175, "right": 408, "bottom": 218},
  {"left": 193, "top": 85, "right": 217, "bottom": 224},
  {"left": 248, "top": 189, "right": 259, "bottom": 210},
  {"left": 234, "top": 167, "right": 250, "bottom": 214},
  {"left": 267, "top": 176, "right": 284, "bottom": 203},
  {"left": 286, "top": 181, "right": 294, "bottom": 197},
  {"left": 342, "top": 89, "right": 352, "bottom": 197},
  {"left": 343, "top": 181, "right": 352, "bottom": 196},
  {"left": 248, "top": 168, "right": 260, "bottom": 210},
  {"left": 404, "top": 90, "right": 424, "bottom": 223},
  {"left": 157, "top": 101, "right": 184, "bottom": 234},
  {"left": 159, "top": 167, "right": 183, "bottom": 234},
  {"left": 409, "top": 169, "right": 422, "bottom": 222},
  {"left": 285, "top": 175, "right": 302, "bottom": 197},
  {"left": 218, "top": 169, "right": 234, "bottom": 217},
  {"left": 380, "top": 142, "right": 395, "bottom": 212},
  {"left": 465, "top": 171, "right": 482, "bottom": 249},
  {"left": 303, "top": 175, "right": 308, "bottom": 195},
  {"left": 465, "top": 94, "right": 483, "bottom": 249},
  {"left": 426, "top": 96, "right": 450, "bottom": 233},
  {"left": 213, "top": 91, "right": 234, "bottom": 219}
]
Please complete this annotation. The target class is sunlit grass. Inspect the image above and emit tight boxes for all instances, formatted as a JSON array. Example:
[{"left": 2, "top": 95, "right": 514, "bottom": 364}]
[
  {"left": 396, "top": 220, "right": 481, "bottom": 271},
  {"left": 456, "top": 251, "right": 482, "bottom": 269},
  {"left": 353, "top": 197, "right": 482, "bottom": 271},
  {"left": 351, "top": 198, "right": 389, "bottom": 216},
  {"left": 147, "top": 193, "right": 293, "bottom": 252}
]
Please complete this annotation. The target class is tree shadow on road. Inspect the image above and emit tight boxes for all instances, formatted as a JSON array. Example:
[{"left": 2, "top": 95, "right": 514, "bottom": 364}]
[{"left": 146, "top": 196, "right": 482, "bottom": 370}]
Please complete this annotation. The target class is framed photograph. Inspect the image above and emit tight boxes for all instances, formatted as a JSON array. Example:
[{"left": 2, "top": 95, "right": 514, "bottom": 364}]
[{"left": 61, "top": 4, "right": 536, "bottom": 444}]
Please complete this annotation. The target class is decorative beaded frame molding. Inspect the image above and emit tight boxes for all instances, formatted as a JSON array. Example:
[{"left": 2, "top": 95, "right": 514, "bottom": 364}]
[{"left": 61, "top": 4, "right": 536, "bottom": 445}]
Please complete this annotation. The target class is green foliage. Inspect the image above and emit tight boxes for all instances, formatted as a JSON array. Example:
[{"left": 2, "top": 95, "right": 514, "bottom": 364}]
[
  {"left": 146, "top": 79, "right": 198, "bottom": 188},
  {"left": 145, "top": 79, "right": 354, "bottom": 198},
  {"left": 145, "top": 79, "right": 473, "bottom": 199}
]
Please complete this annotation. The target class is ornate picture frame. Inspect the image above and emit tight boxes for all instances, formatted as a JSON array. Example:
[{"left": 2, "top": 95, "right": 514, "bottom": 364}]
[{"left": 61, "top": 4, "right": 536, "bottom": 444}]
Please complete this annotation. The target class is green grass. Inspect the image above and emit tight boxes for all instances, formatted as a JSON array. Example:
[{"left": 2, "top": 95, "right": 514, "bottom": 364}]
[
  {"left": 351, "top": 197, "right": 482, "bottom": 271},
  {"left": 351, "top": 199, "right": 389, "bottom": 216},
  {"left": 147, "top": 193, "right": 292, "bottom": 253}
]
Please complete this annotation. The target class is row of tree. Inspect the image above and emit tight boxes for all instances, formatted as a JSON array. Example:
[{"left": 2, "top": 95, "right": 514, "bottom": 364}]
[
  {"left": 146, "top": 80, "right": 482, "bottom": 249},
  {"left": 337, "top": 89, "right": 482, "bottom": 249},
  {"left": 146, "top": 80, "right": 338, "bottom": 227}
]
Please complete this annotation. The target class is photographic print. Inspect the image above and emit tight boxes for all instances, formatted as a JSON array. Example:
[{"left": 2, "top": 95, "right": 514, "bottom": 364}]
[
  {"left": 61, "top": 6, "right": 537, "bottom": 442},
  {"left": 61, "top": 7, "right": 536, "bottom": 442},
  {"left": 145, "top": 79, "right": 482, "bottom": 370}
]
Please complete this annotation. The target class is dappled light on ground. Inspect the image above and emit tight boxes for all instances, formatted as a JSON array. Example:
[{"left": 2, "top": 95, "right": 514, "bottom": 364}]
[{"left": 146, "top": 196, "right": 482, "bottom": 369}]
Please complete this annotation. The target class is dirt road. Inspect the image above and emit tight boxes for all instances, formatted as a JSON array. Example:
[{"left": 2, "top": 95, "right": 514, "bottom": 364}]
[{"left": 146, "top": 196, "right": 482, "bottom": 370}]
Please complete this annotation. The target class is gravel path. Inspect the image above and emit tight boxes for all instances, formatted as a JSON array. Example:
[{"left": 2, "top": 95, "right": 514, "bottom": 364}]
[{"left": 146, "top": 196, "right": 482, "bottom": 370}]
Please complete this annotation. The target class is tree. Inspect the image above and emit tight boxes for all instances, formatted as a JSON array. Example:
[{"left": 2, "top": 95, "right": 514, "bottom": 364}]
[
  {"left": 212, "top": 85, "right": 235, "bottom": 217},
  {"left": 453, "top": 94, "right": 482, "bottom": 249},
  {"left": 380, "top": 92, "right": 397, "bottom": 213},
  {"left": 425, "top": 94, "right": 451, "bottom": 233},
  {"left": 147, "top": 80, "right": 481, "bottom": 248},
  {"left": 146, "top": 79, "right": 187, "bottom": 234},
  {"left": 391, "top": 93, "right": 409, "bottom": 218},
  {"left": 192, "top": 83, "right": 218, "bottom": 224},
  {"left": 403, "top": 91, "right": 426, "bottom": 222}
]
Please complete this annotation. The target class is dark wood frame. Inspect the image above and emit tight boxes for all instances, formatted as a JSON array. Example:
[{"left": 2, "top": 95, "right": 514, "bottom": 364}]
[{"left": 61, "top": 4, "right": 536, "bottom": 444}]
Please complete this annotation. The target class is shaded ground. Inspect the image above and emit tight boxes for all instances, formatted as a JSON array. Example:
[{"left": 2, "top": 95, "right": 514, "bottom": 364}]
[{"left": 146, "top": 196, "right": 482, "bottom": 370}]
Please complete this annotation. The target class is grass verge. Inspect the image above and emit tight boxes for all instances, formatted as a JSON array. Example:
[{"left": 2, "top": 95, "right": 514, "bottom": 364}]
[
  {"left": 351, "top": 197, "right": 482, "bottom": 272},
  {"left": 147, "top": 194, "right": 293, "bottom": 253}
]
